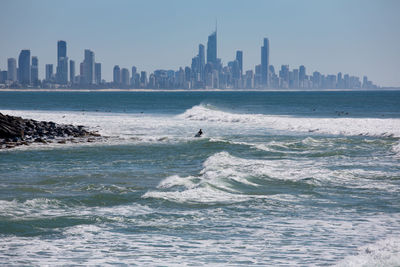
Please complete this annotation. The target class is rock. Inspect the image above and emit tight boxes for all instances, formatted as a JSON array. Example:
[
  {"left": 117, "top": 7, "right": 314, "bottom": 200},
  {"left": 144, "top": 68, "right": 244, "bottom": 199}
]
[
  {"left": 0, "top": 112, "right": 101, "bottom": 149},
  {"left": 34, "top": 138, "right": 47, "bottom": 144}
]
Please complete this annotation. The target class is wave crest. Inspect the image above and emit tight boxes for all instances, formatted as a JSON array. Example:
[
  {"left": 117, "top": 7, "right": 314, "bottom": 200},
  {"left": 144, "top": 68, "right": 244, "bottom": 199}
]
[{"left": 179, "top": 104, "right": 400, "bottom": 137}]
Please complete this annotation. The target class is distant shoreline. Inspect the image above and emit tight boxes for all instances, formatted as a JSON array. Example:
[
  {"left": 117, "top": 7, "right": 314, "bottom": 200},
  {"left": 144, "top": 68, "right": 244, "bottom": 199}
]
[{"left": 0, "top": 88, "right": 399, "bottom": 93}]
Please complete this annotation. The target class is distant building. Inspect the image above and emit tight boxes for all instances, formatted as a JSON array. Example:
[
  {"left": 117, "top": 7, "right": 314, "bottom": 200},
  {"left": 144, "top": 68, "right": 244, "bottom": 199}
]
[
  {"left": 18, "top": 50, "right": 31, "bottom": 85},
  {"left": 31, "top": 56, "right": 39, "bottom": 86},
  {"left": 7, "top": 58, "right": 17, "bottom": 82},
  {"left": 0, "top": 71, "right": 7, "bottom": 83},
  {"left": 140, "top": 71, "right": 147, "bottom": 87},
  {"left": 69, "top": 60, "right": 75, "bottom": 84},
  {"left": 121, "top": 68, "right": 130, "bottom": 86},
  {"left": 56, "top": 40, "right": 68, "bottom": 84},
  {"left": 299, "top": 65, "right": 306, "bottom": 88},
  {"left": 113, "top": 65, "right": 121, "bottom": 85},
  {"left": 261, "top": 38, "right": 269, "bottom": 87},
  {"left": 198, "top": 44, "right": 205, "bottom": 81},
  {"left": 95, "top": 63, "right": 101, "bottom": 84},
  {"left": 45, "top": 64, "right": 53, "bottom": 81},
  {"left": 236, "top": 50, "right": 243, "bottom": 77},
  {"left": 83, "top": 49, "right": 95, "bottom": 84},
  {"left": 207, "top": 31, "right": 217, "bottom": 65}
]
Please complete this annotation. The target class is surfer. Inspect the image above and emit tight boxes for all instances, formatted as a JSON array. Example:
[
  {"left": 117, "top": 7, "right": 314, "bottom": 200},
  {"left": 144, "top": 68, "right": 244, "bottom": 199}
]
[{"left": 195, "top": 129, "right": 203, "bottom": 137}]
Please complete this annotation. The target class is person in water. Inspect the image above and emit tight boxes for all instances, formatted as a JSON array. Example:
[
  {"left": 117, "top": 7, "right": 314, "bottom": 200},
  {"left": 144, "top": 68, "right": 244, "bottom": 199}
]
[{"left": 195, "top": 129, "right": 203, "bottom": 137}]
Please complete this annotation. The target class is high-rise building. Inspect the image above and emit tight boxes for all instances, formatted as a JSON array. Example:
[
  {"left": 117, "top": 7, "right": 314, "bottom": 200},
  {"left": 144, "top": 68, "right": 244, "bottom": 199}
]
[
  {"left": 198, "top": 44, "right": 205, "bottom": 81},
  {"left": 131, "top": 66, "right": 137, "bottom": 86},
  {"left": 31, "top": 56, "right": 39, "bottom": 85},
  {"left": 261, "top": 38, "right": 269, "bottom": 87},
  {"left": 56, "top": 40, "right": 68, "bottom": 84},
  {"left": 140, "top": 71, "right": 147, "bottom": 87},
  {"left": 0, "top": 71, "right": 7, "bottom": 83},
  {"left": 95, "top": 63, "right": 101, "bottom": 84},
  {"left": 57, "top": 40, "right": 66, "bottom": 60},
  {"left": 45, "top": 64, "right": 53, "bottom": 81},
  {"left": 7, "top": 58, "right": 17, "bottom": 82},
  {"left": 299, "top": 65, "right": 306, "bottom": 88},
  {"left": 121, "top": 68, "right": 130, "bottom": 86},
  {"left": 236, "top": 50, "right": 243, "bottom": 77},
  {"left": 83, "top": 49, "right": 95, "bottom": 84},
  {"left": 113, "top": 65, "right": 121, "bottom": 84},
  {"left": 207, "top": 31, "right": 217, "bottom": 65},
  {"left": 69, "top": 60, "right": 75, "bottom": 83},
  {"left": 18, "top": 50, "right": 31, "bottom": 85}
]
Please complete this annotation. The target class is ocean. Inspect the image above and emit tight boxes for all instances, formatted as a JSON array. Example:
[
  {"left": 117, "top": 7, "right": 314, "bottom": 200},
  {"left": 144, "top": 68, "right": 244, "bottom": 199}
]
[{"left": 0, "top": 90, "right": 399, "bottom": 266}]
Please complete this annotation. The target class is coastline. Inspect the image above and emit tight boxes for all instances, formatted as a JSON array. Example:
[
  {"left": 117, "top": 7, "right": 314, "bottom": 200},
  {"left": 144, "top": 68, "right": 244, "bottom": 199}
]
[{"left": 0, "top": 88, "right": 399, "bottom": 93}]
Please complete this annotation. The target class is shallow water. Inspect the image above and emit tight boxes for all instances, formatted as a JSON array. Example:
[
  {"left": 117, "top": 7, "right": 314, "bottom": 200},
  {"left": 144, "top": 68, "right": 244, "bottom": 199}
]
[{"left": 1, "top": 91, "right": 399, "bottom": 266}]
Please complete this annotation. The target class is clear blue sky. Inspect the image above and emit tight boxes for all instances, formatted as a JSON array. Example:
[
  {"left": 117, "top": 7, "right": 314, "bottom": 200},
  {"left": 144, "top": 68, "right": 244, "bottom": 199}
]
[{"left": 0, "top": 0, "right": 399, "bottom": 86}]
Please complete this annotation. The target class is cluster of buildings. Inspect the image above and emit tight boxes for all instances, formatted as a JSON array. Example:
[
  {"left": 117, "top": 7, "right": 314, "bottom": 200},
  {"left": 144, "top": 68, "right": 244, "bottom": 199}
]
[{"left": 0, "top": 30, "right": 378, "bottom": 90}]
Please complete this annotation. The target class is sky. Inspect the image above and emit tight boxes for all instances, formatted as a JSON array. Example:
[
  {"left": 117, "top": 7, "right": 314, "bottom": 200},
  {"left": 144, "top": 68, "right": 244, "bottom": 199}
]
[{"left": 0, "top": 0, "right": 399, "bottom": 87}]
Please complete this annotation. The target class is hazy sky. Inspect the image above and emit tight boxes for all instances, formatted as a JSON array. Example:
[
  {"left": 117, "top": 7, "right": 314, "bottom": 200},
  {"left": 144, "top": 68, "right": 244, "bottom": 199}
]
[{"left": 0, "top": 0, "right": 399, "bottom": 86}]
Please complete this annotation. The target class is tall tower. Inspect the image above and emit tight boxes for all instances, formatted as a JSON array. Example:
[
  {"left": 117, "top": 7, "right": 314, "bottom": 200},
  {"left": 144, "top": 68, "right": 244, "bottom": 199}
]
[
  {"left": 236, "top": 50, "right": 243, "bottom": 77},
  {"left": 7, "top": 58, "right": 17, "bottom": 82},
  {"left": 18, "top": 50, "right": 31, "bottom": 85},
  {"left": 57, "top": 40, "right": 66, "bottom": 61},
  {"left": 70, "top": 60, "right": 75, "bottom": 83},
  {"left": 57, "top": 40, "right": 68, "bottom": 84},
  {"left": 83, "top": 49, "right": 95, "bottom": 84},
  {"left": 95, "top": 63, "right": 101, "bottom": 84},
  {"left": 261, "top": 38, "right": 269, "bottom": 87},
  {"left": 31, "top": 56, "right": 39, "bottom": 85},
  {"left": 198, "top": 44, "right": 205, "bottom": 81},
  {"left": 207, "top": 30, "right": 217, "bottom": 65},
  {"left": 45, "top": 64, "right": 53, "bottom": 81},
  {"left": 113, "top": 65, "right": 121, "bottom": 84}
]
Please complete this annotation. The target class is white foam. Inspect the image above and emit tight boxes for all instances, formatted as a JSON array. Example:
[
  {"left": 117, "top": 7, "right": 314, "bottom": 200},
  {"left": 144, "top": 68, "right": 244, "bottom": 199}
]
[
  {"left": 336, "top": 237, "right": 400, "bottom": 267},
  {"left": 143, "top": 149, "right": 400, "bottom": 204},
  {"left": 179, "top": 104, "right": 400, "bottom": 137},
  {"left": 393, "top": 142, "right": 400, "bottom": 157}
]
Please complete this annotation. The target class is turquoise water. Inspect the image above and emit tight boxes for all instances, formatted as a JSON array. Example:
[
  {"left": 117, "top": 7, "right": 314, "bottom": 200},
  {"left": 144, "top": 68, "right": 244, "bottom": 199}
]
[{"left": 1, "top": 91, "right": 400, "bottom": 266}]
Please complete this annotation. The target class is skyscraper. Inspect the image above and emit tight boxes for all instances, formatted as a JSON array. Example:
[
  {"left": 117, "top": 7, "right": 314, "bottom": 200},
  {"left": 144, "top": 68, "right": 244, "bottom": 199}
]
[
  {"left": 95, "top": 63, "right": 101, "bottom": 84},
  {"left": 236, "top": 50, "right": 243, "bottom": 77},
  {"left": 70, "top": 60, "right": 75, "bottom": 83},
  {"left": 121, "top": 68, "right": 130, "bottom": 86},
  {"left": 198, "top": 44, "right": 205, "bottom": 81},
  {"left": 113, "top": 65, "right": 121, "bottom": 84},
  {"left": 83, "top": 49, "right": 95, "bottom": 84},
  {"left": 18, "top": 50, "right": 31, "bottom": 85},
  {"left": 207, "top": 31, "right": 217, "bottom": 65},
  {"left": 261, "top": 38, "right": 269, "bottom": 87},
  {"left": 31, "top": 56, "right": 39, "bottom": 85},
  {"left": 45, "top": 64, "right": 53, "bottom": 81},
  {"left": 56, "top": 40, "right": 68, "bottom": 84},
  {"left": 57, "top": 40, "right": 66, "bottom": 60},
  {"left": 299, "top": 65, "right": 306, "bottom": 88},
  {"left": 7, "top": 58, "right": 17, "bottom": 82}
]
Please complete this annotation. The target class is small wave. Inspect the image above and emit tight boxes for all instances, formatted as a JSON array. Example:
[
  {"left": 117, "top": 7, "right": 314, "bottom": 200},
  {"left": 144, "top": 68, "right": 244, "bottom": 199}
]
[
  {"left": 336, "top": 237, "right": 400, "bottom": 267},
  {"left": 178, "top": 104, "right": 400, "bottom": 137},
  {"left": 393, "top": 142, "right": 400, "bottom": 158}
]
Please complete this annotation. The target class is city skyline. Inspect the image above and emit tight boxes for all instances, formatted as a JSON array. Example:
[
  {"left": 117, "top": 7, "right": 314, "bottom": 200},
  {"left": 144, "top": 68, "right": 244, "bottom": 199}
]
[
  {"left": 0, "top": 33, "right": 378, "bottom": 90},
  {"left": 0, "top": 0, "right": 399, "bottom": 87}
]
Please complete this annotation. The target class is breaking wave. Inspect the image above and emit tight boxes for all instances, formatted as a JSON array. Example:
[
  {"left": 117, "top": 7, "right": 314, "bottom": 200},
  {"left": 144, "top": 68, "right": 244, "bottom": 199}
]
[
  {"left": 178, "top": 104, "right": 400, "bottom": 137},
  {"left": 142, "top": 150, "right": 398, "bottom": 204},
  {"left": 336, "top": 237, "right": 400, "bottom": 267}
]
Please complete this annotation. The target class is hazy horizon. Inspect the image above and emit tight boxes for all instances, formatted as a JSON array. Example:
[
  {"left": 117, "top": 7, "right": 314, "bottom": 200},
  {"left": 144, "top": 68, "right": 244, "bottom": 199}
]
[{"left": 0, "top": 0, "right": 399, "bottom": 87}]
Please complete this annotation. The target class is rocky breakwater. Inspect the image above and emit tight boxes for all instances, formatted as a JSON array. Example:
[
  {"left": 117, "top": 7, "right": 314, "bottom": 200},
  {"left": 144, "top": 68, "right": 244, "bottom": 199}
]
[{"left": 0, "top": 112, "right": 101, "bottom": 149}]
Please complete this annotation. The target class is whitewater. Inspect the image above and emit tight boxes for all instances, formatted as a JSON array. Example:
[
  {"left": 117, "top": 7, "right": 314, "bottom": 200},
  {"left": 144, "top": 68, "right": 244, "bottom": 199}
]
[{"left": 0, "top": 91, "right": 399, "bottom": 266}]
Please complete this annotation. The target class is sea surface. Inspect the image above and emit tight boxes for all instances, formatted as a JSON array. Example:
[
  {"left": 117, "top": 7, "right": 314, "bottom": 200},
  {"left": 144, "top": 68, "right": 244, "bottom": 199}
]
[{"left": 0, "top": 90, "right": 400, "bottom": 266}]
